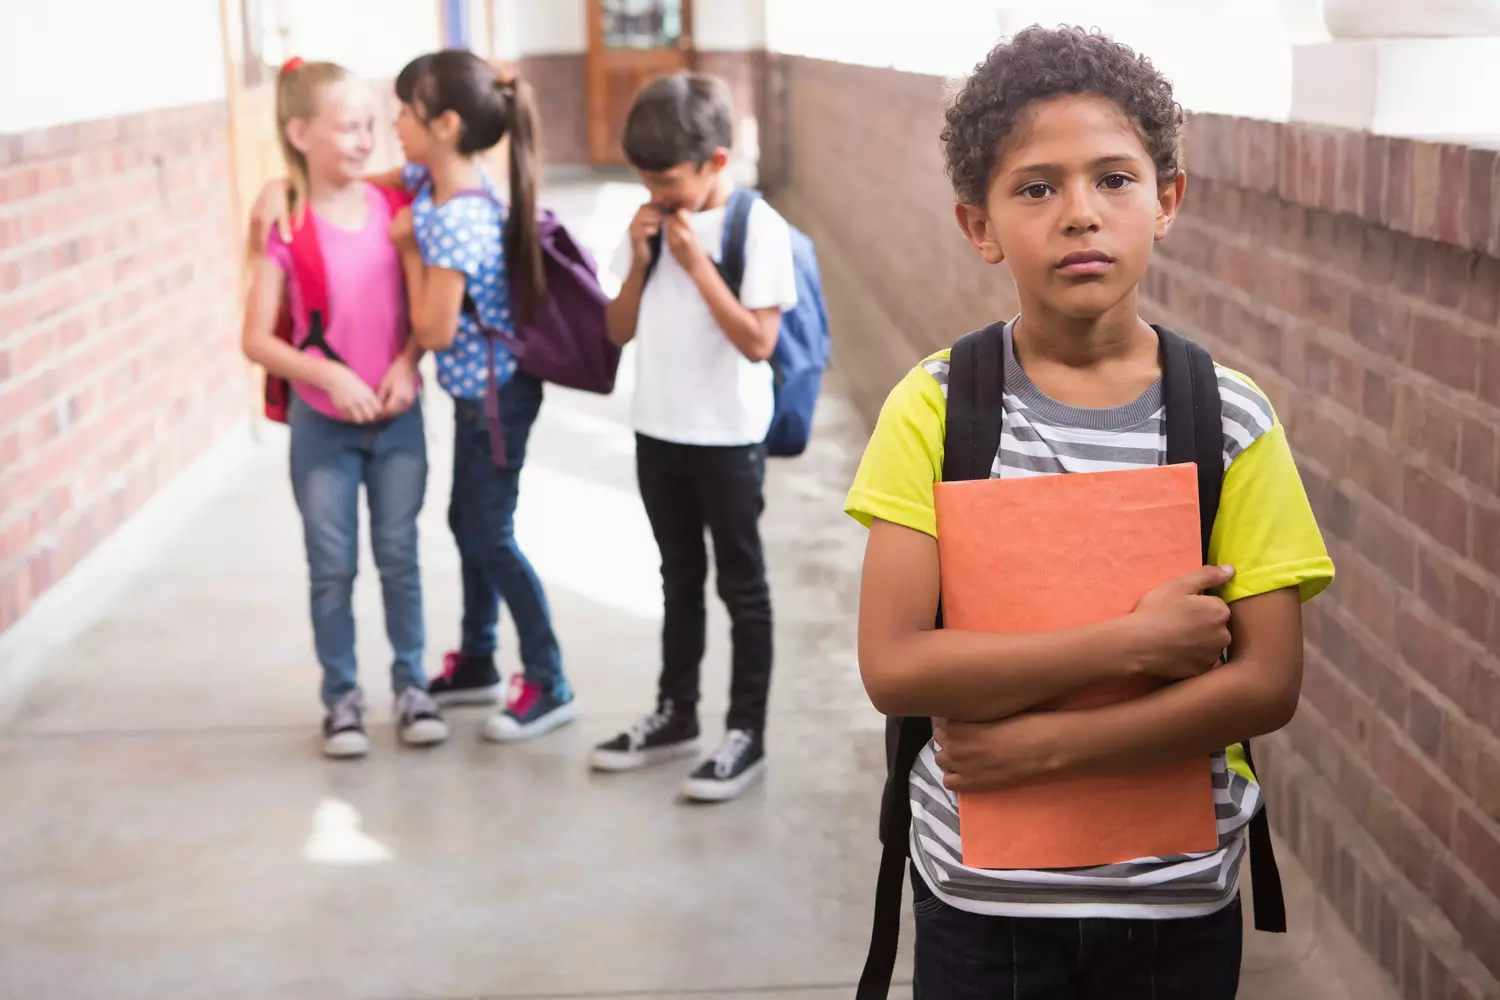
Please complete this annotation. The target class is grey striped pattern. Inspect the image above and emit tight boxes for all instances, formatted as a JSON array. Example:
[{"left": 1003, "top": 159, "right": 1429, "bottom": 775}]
[{"left": 913, "top": 325, "right": 1275, "bottom": 918}]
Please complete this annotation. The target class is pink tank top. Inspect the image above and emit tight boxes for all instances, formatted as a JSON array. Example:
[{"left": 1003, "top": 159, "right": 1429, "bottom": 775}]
[{"left": 266, "top": 183, "right": 413, "bottom": 420}]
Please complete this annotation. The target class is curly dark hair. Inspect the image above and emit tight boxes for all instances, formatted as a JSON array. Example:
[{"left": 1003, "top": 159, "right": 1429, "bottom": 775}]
[{"left": 942, "top": 25, "right": 1184, "bottom": 204}]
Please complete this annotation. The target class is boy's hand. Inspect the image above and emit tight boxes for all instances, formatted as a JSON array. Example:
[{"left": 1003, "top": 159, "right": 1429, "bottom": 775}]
[
  {"left": 664, "top": 209, "right": 706, "bottom": 272},
  {"left": 325, "top": 364, "right": 384, "bottom": 424},
  {"left": 376, "top": 353, "right": 418, "bottom": 417},
  {"left": 251, "top": 178, "right": 293, "bottom": 246},
  {"left": 934, "top": 714, "right": 1061, "bottom": 791},
  {"left": 629, "top": 204, "right": 662, "bottom": 268},
  {"left": 389, "top": 207, "right": 417, "bottom": 253},
  {"left": 1127, "top": 565, "right": 1236, "bottom": 680}
]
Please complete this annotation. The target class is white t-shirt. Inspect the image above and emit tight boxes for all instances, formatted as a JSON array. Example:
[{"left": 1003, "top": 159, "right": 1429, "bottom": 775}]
[{"left": 610, "top": 196, "right": 799, "bottom": 447}]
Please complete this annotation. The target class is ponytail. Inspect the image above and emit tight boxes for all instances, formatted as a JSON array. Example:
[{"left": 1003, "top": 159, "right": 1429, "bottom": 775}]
[
  {"left": 274, "top": 58, "right": 350, "bottom": 229},
  {"left": 502, "top": 76, "right": 544, "bottom": 325}
]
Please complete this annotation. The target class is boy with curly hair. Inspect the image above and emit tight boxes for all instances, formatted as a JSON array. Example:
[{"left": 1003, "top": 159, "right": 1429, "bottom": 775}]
[{"left": 846, "top": 26, "right": 1334, "bottom": 998}]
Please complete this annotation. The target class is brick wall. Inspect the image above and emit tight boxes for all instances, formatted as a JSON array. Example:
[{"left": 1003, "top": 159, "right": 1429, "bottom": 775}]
[
  {"left": 0, "top": 103, "right": 243, "bottom": 634},
  {"left": 767, "top": 55, "right": 1500, "bottom": 1000}
]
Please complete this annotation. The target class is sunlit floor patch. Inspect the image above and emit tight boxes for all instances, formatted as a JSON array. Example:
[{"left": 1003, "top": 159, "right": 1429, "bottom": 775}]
[{"left": 302, "top": 798, "right": 394, "bottom": 866}]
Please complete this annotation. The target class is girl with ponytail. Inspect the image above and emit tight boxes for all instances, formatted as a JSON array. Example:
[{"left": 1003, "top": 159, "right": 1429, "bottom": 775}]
[{"left": 388, "top": 50, "right": 578, "bottom": 741}]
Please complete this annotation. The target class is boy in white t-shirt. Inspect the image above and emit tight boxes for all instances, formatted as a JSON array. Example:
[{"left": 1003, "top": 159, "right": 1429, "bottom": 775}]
[{"left": 592, "top": 73, "right": 798, "bottom": 802}]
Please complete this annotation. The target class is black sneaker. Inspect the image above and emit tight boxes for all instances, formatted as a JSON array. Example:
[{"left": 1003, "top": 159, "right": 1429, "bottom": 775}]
[
  {"left": 589, "top": 700, "right": 700, "bottom": 772},
  {"left": 322, "top": 689, "right": 371, "bottom": 759},
  {"left": 682, "top": 729, "right": 765, "bottom": 802},
  {"left": 428, "top": 650, "right": 503, "bottom": 707}
]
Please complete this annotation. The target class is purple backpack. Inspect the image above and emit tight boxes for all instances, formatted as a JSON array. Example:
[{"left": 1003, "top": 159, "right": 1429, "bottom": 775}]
[{"left": 454, "top": 193, "right": 619, "bottom": 464}]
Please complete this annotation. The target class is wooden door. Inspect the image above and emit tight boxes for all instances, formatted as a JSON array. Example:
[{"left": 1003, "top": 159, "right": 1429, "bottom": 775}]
[{"left": 586, "top": 0, "right": 695, "bottom": 165}]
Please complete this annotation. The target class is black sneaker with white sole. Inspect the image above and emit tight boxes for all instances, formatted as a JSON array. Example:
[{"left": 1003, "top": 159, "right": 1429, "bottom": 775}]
[
  {"left": 323, "top": 689, "right": 371, "bottom": 759},
  {"left": 589, "top": 700, "right": 700, "bottom": 772},
  {"left": 682, "top": 729, "right": 765, "bottom": 802},
  {"left": 428, "top": 650, "right": 503, "bottom": 707}
]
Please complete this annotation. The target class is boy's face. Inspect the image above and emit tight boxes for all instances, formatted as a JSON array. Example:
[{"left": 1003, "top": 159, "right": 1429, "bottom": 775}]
[
  {"left": 957, "top": 94, "right": 1183, "bottom": 322},
  {"left": 635, "top": 149, "right": 728, "bottom": 214}
]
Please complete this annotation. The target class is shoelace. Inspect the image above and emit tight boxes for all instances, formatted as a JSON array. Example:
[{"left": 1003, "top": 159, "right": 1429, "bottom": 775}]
[
  {"left": 506, "top": 675, "right": 536, "bottom": 711},
  {"left": 440, "top": 651, "right": 462, "bottom": 680},
  {"left": 331, "top": 691, "right": 364, "bottom": 730},
  {"left": 398, "top": 688, "right": 437, "bottom": 720},
  {"left": 627, "top": 703, "right": 675, "bottom": 748},
  {"left": 711, "top": 729, "right": 754, "bottom": 778}
]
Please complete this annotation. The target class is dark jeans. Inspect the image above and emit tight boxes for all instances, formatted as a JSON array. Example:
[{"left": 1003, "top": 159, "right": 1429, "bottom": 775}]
[
  {"left": 635, "top": 433, "right": 772, "bottom": 733},
  {"left": 911, "top": 865, "right": 1243, "bottom": 1000},
  {"left": 449, "top": 374, "right": 569, "bottom": 697}
]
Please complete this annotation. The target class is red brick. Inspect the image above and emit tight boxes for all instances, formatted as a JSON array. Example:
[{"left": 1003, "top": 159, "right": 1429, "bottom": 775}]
[
  {"left": 1464, "top": 891, "right": 1500, "bottom": 981},
  {"left": 1405, "top": 465, "right": 1470, "bottom": 554},
  {"left": 1409, "top": 686, "right": 1446, "bottom": 758},
  {"left": 1459, "top": 417, "right": 1499, "bottom": 492},
  {"left": 1477, "top": 504, "right": 1500, "bottom": 578},
  {"left": 1341, "top": 556, "right": 1401, "bottom": 644},
  {"left": 1482, "top": 339, "right": 1500, "bottom": 409},
  {"left": 1414, "top": 142, "right": 1444, "bottom": 239},
  {"left": 1411, "top": 313, "right": 1482, "bottom": 393},
  {"left": 1340, "top": 131, "right": 1367, "bottom": 217},
  {"left": 1377, "top": 722, "right": 1456, "bottom": 843},
  {"left": 1465, "top": 255, "right": 1500, "bottom": 324},
  {"left": 1400, "top": 609, "right": 1473, "bottom": 703},
  {"left": 1366, "top": 135, "right": 1392, "bottom": 223},
  {"left": 1440, "top": 144, "right": 1470, "bottom": 245},
  {"left": 1479, "top": 745, "right": 1500, "bottom": 825},
  {"left": 1350, "top": 291, "right": 1412, "bottom": 362},
  {"left": 1455, "top": 807, "right": 1500, "bottom": 898},
  {"left": 1451, "top": 572, "right": 1495, "bottom": 649},
  {"left": 1427, "top": 244, "right": 1474, "bottom": 311},
  {"left": 1360, "top": 512, "right": 1419, "bottom": 590},
  {"left": 1470, "top": 661, "right": 1500, "bottom": 735},
  {"left": 1470, "top": 148, "right": 1494, "bottom": 251},
  {"left": 1396, "top": 236, "right": 1430, "bottom": 298},
  {"left": 1348, "top": 432, "right": 1404, "bottom": 511},
  {"left": 1442, "top": 711, "right": 1483, "bottom": 797},
  {"left": 1387, "top": 139, "right": 1416, "bottom": 233}
]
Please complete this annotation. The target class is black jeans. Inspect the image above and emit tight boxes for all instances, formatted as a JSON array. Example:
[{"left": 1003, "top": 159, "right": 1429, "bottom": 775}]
[
  {"left": 635, "top": 433, "right": 772, "bottom": 733},
  {"left": 911, "top": 865, "right": 1243, "bottom": 1000}
]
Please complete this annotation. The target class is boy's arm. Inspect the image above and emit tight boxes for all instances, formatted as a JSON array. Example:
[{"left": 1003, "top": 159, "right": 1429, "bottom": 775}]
[
  {"left": 859, "top": 517, "right": 1235, "bottom": 722},
  {"left": 663, "top": 209, "right": 778, "bottom": 362},
  {"left": 935, "top": 587, "right": 1303, "bottom": 790},
  {"left": 688, "top": 258, "right": 780, "bottom": 362},
  {"left": 605, "top": 261, "right": 646, "bottom": 347}
]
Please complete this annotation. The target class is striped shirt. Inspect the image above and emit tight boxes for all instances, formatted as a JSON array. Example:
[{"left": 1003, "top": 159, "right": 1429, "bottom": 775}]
[{"left": 911, "top": 323, "right": 1276, "bottom": 919}]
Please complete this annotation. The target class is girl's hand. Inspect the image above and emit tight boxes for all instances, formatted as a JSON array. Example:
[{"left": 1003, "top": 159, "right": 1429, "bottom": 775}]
[
  {"left": 251, "top": 179, "right": 293, "bottom": 246},
  {"left": 376, "top": 354, "right": 419, "bottom": 417},
  {"left": 389, "top": 207, "right": 417, "bottom": 252},
  {"left": 325, "top": 364, "right": 383, "bottom": 424}
]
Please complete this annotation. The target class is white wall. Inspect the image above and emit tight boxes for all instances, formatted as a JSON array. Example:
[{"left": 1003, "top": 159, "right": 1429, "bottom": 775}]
[
  {"left": 765, "top": 0, "right": 1331, "bottom": 120},
  {"left": 281, "top": 0, "right": 443, "bottom": 78},
  {"left": 0, "top": 0, "right": 227, "bottom": 132}
]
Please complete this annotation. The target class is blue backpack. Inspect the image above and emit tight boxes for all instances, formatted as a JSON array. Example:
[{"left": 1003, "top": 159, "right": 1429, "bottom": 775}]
[{"left": 647, "top": 188, "right": 831, "bottom": 457}]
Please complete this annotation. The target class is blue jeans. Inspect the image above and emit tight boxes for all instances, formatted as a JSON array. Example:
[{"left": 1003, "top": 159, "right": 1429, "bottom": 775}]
[
  {"left": 910, "top": 864, "right": 1243, "bottom": 999},
  {"left": 289, "top": 396, "right": 428, "bottom": 709},
  {"left": 449, "top": 374, "right": 569, "bottom": 697}
]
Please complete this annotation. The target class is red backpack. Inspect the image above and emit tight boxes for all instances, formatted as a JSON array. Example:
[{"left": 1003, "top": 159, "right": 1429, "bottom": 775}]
[{"left": 263, "top": 184, "right": 416, "bottom": 423}]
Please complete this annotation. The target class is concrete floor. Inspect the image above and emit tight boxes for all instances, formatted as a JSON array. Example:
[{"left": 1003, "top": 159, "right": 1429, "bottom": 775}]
[{"left": 0, "top": 180, "right": 1401, "bottom": 1000}]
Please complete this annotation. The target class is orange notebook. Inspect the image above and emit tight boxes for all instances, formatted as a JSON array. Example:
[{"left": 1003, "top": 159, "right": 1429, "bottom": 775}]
[{"left": 933, "top": 463, "right": 1220, "bottom": 871}]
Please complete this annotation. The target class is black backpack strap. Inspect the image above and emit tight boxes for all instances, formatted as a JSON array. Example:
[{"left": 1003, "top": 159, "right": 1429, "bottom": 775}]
[
  {"left": 645, "top": 232, "right": 662, "bottom": 284},
  {"left": 857, "top": 321, "right": 1010, "bottom": 1000},
  {"left": 1159, "top": 325, "right": 1287, "bottom": 933},
  {"left": 942, "top": 321, "right": 1010, "bottom": 483}
]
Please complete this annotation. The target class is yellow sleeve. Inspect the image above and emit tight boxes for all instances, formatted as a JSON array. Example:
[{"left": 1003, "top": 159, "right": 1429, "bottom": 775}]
[
  {"left": 1210, "top": 421, "right": 1335, "bottom": 604},
  {"left": 844, "top": 355, "right": 949, "bottom": 537}
]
